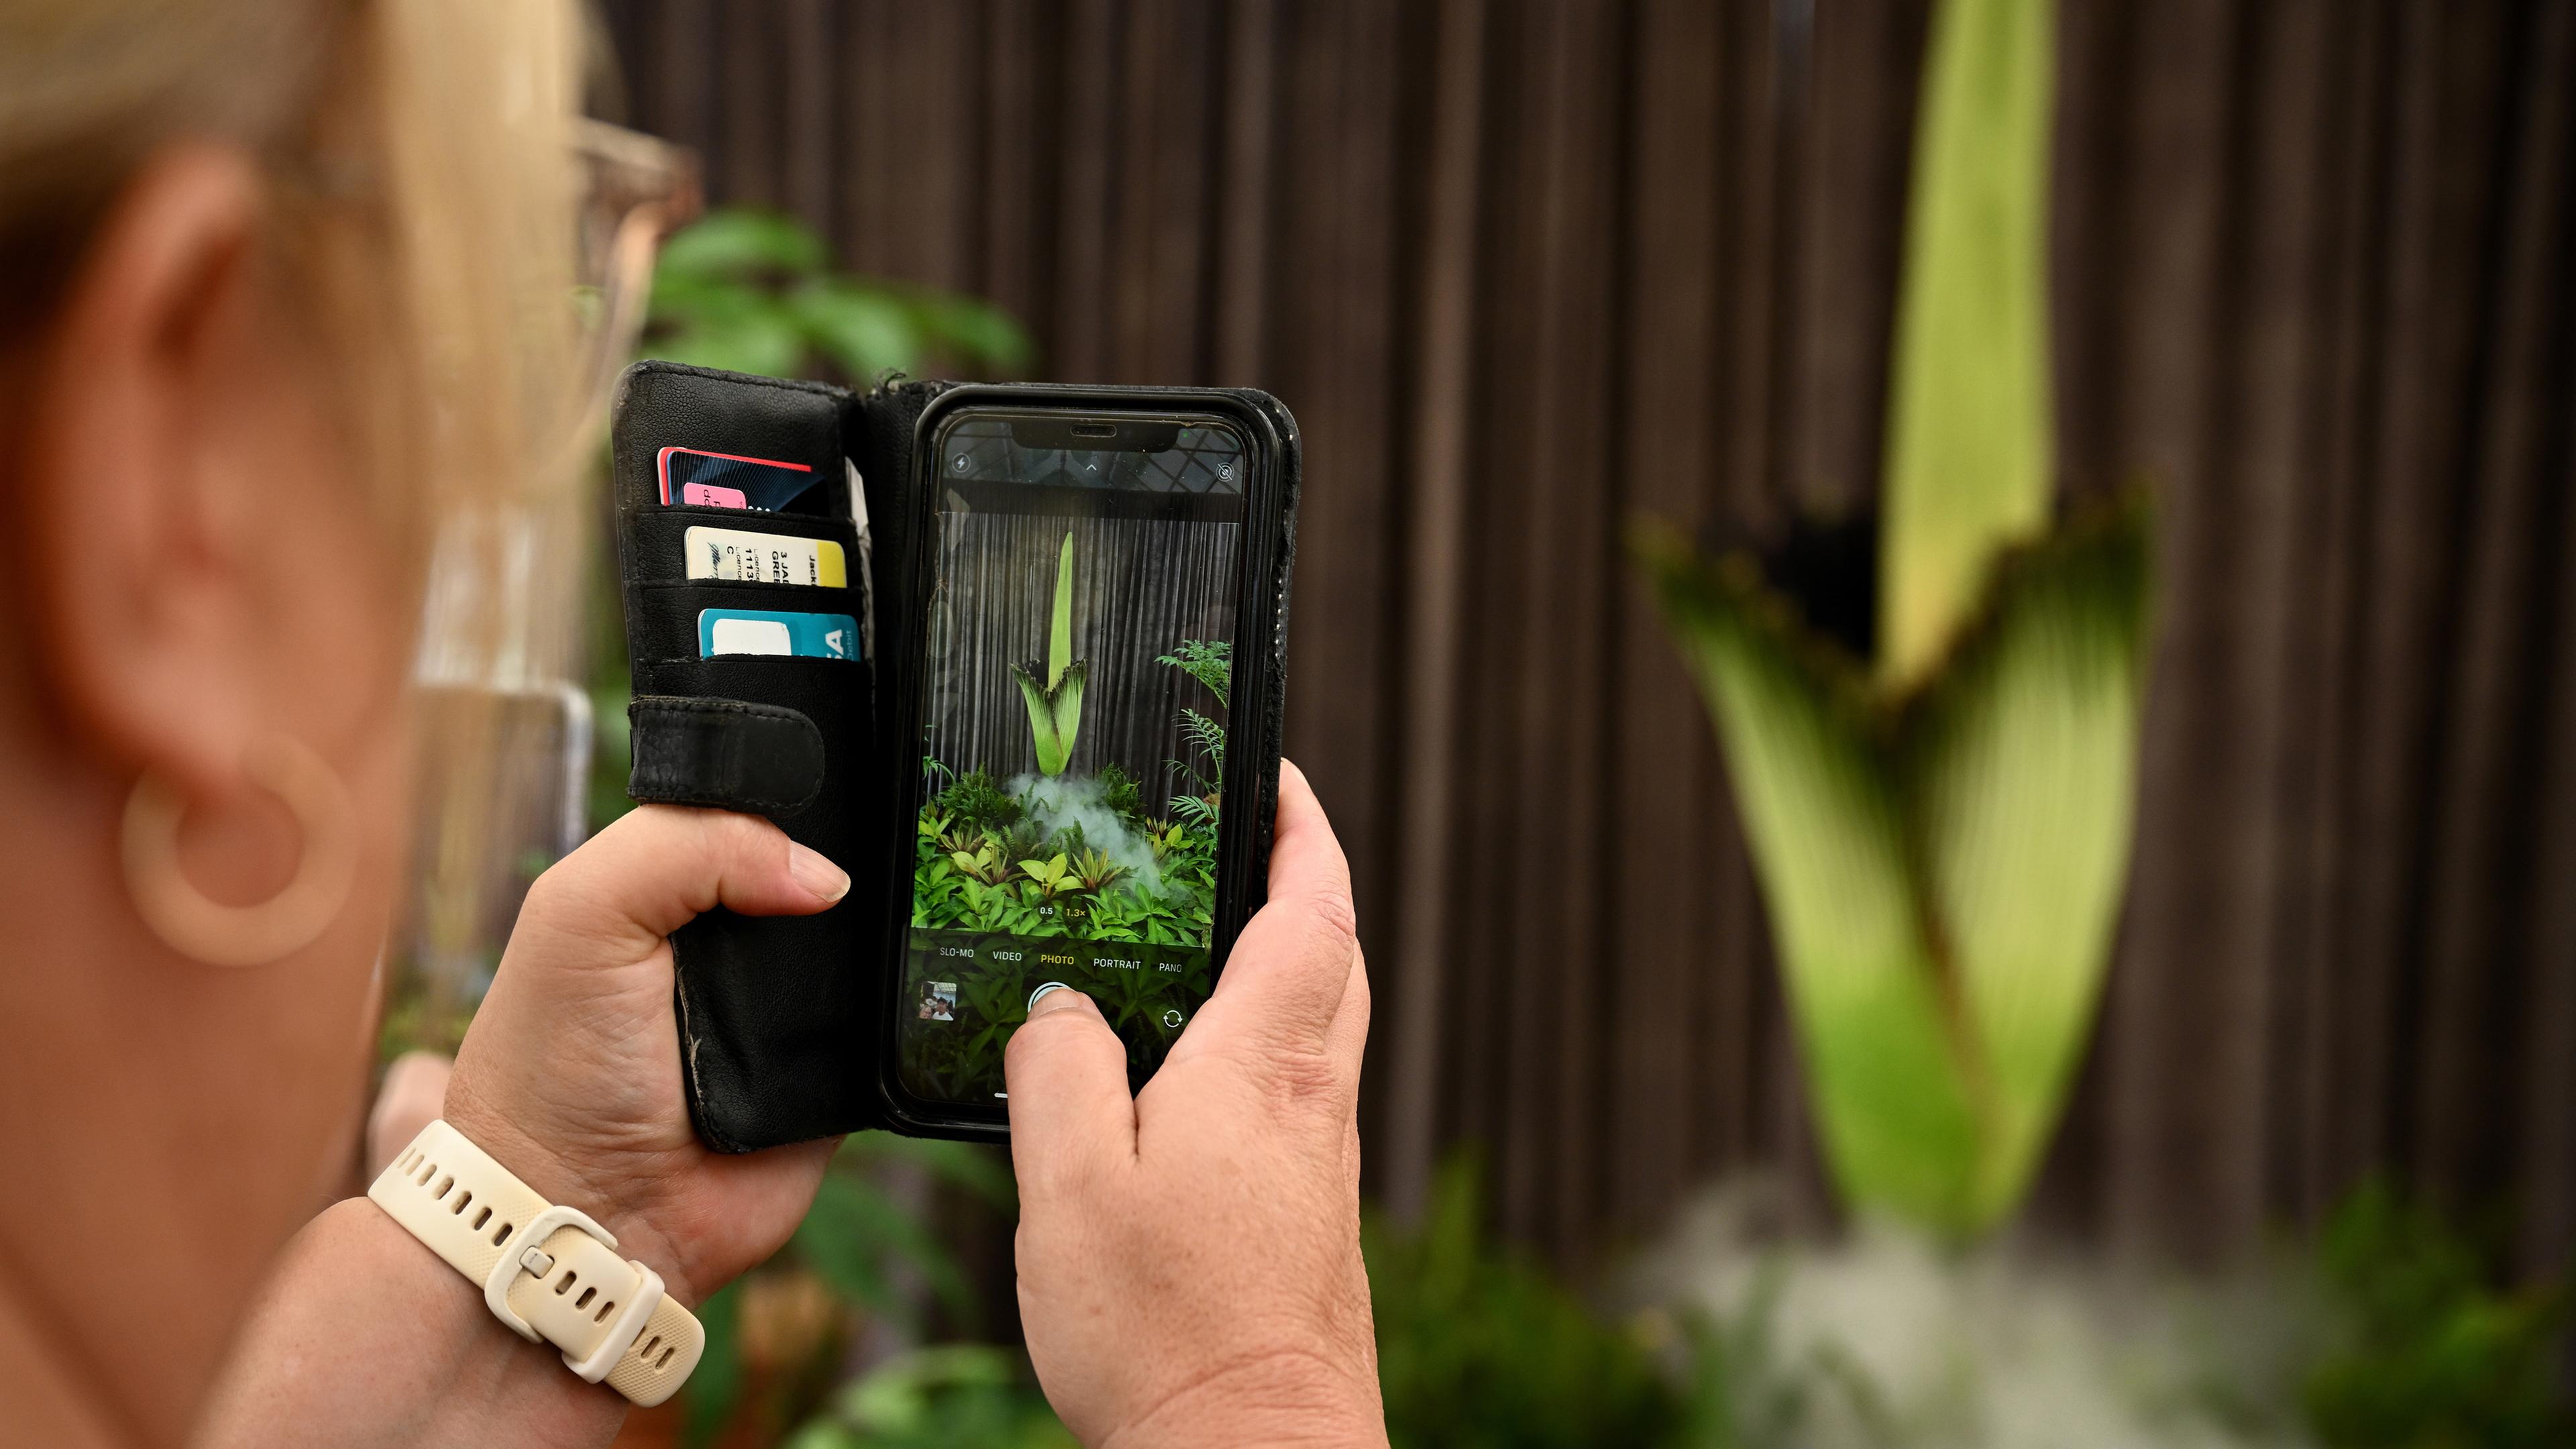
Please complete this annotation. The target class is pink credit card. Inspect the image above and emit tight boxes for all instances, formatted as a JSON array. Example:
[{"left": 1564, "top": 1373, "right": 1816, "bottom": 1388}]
[
  {"left": 682, "top": 482, "right": 749, "bottom": 508},
  {"left": 656, "top": 445, "right": 818, "bottom": 511}
]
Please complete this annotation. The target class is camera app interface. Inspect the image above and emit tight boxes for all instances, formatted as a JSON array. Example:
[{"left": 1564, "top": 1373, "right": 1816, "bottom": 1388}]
[{"left": 902, "top": 415, "right": 1246, "bottom": 1110}]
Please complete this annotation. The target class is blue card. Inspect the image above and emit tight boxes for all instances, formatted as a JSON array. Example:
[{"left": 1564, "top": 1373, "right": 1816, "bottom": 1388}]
[{"left": 698, "top": 608, "right": 862, "bottom": 661}]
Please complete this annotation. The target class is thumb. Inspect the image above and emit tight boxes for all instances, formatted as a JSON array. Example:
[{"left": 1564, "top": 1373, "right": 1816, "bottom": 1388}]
[
  {"left": 1004, "top": 986, "right": 1136, "bottom": 1195},
  {"left": 511, "top": 804, "right": 849, "bottom": 962}
]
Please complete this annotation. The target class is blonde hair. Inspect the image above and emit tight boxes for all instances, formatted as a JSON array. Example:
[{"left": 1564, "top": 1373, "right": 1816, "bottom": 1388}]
[
  {"left": 1, "top": 0, "right": 588, "bottom": 531},
  {"left": 2, "top": 0, "right": 599, "bottom": 993}
]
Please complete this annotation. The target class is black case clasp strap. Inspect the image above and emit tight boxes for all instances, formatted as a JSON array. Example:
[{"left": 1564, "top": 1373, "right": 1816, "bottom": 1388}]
[{"left": 628, "top": 696, "right": 827, "bottom": 818}]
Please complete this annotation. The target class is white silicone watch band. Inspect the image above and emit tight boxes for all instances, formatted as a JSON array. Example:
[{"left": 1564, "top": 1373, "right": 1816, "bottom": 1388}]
[{"left": 366, "top": 1120, "right": 704, "bottom": 1407}]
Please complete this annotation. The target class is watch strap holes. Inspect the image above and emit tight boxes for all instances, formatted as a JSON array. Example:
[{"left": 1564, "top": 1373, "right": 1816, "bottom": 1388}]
[
  {"left": 433, "top": 1175, "right": 455, "bottom": 1201},
  {"left": 594, "top": 1298, "right": 616, "bottom": 1324},
  {"left": 449, "top": 1189, "right": 474, "bottom": 1216},
  {"left": 491, "top": 1220, "right": 513, "bottom": 1246},
  {"left": 555, "top": 1270, "right": 578, "bottom": 1295},
  {"left": 575, "top": 1287, "right": 597, "bottom": 1309},
  {"left": 472, "top": 1205, "right": 492, "bottom": 1230}
]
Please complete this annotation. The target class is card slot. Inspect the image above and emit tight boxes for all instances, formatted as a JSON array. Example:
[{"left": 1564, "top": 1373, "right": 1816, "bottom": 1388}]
[
  {"left": 610, "top": 363, "right": 852, "bottom": 521},
  {"left": 638, "top": 653, "right": 876, "bottom": 689},
  {"left": 637, "top": 576, "right": 849, "bottom": 599},
  {"left": 630, "top": 503, "right": 859, "bottom": 535},
  {"left": 627, "top": 508, "right": 863, "bottom": 596},
  {"left": 628, "top": 582, "right": 867, "bottom": 666}
]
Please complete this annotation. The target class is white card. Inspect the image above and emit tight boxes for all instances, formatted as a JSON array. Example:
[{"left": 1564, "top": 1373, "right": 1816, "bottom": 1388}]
[{"left": 683, "top": 526, "right": 847, "bottom": 588}]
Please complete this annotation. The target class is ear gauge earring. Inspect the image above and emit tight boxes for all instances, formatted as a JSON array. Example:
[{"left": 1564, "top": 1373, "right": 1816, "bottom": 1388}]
[{"left": 121, "top": 733, "right": 358, "bottom": 967}]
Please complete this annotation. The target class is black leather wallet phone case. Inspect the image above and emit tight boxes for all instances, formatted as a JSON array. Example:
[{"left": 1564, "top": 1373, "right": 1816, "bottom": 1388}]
[{"left": 608, "top": 361, "right": 1299, "bottom": 1151}]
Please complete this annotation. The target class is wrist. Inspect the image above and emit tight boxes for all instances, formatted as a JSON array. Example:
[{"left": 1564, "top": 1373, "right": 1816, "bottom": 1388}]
[
  {"left": 436, "top": 1079, "right": 698, "bottom": 1305},
  {"left": 1102, "top": 1350, "right": 1388, "bottom": 1449},
  {"left": 197, "top": 1199, "right": 627, "bottom": 1448}
]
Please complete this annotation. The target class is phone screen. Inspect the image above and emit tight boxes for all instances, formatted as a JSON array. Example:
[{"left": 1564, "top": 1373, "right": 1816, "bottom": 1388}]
[{"left": 898, "top": 411, "right": 1249, "bottom": 1116}]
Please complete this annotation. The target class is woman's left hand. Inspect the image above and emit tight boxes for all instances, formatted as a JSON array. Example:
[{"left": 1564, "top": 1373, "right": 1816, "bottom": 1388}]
[
  {"left": 198, "top": 807, "right": 849, "bottom": 1448},
  {"left": 439, "top": 804, "right": 853, "bottom": 1305}
]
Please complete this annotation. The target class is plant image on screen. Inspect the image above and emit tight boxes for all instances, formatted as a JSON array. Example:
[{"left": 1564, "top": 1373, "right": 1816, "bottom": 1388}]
[
  {"left": 1011, "top": 533, "right": 1087, "bottom": 777},
  {"left": 898, "top": 421, "right": 1245, "bottom": 1108}
]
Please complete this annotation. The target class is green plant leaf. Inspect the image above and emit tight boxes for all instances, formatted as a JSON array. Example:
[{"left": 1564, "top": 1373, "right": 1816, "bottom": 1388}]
[
  {"left": 1635, "top": 497, "right": 2152, "bottom": 1235},
  {"left": 1878, "top": 0, "right": 2057, "bottom": 686},
  {"left": 1366, "top": 1153, "right": 1684, "bottom": 1448},
  {"left": 912, "top": 292, "right": 1036, "bottom": 372},
  {"left": 797, "top": 277, "right": 922, "bottom": 379},
  {"left": 1636, "top": 523, "right": 1986, "bottom": 1230},
  {"left": 800, "top": 1345, "right": 1073, "bottom": 1449},
  {"left": 639, "top": 207, "right": 1034, "bottom": 388},
  {"left": 1046, "top": 533, "right": 1075, "bottom": 688},
  {"left": 1010, "top": 535, "right": 1087, "bottom": 775},
  {"left": 647, "top": 297, "right": 809, "bottom": 378},
  {"left": 655, "top": 207, "right": 828, "bottom": 280},
  {"left": 794, "top": 1169, "right": 977, "bottom": 1326},
  {"left": 1044, "top": 663, "right": 1083, "bottom": 767},
  {"left": 1905, "top": 497, "right": 2151, "bottom": 1219},
  {"left": 1012, "top": 663, "right": 1069, "bottom": 775}
]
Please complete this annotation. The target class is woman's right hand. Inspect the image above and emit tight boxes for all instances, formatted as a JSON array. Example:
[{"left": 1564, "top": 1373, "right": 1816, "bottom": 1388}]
[{"left": 1004, "top": 761, "right": 1386, "bottom": 1449}]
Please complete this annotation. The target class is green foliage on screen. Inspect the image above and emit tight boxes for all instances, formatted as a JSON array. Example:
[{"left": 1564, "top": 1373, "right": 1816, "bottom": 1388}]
[
  {"left": 1158, "top": 639, "right": 1229, "bottom": 830},
  {"left": 1010, "top": 535, "right": 1087, "bottom": 777}
]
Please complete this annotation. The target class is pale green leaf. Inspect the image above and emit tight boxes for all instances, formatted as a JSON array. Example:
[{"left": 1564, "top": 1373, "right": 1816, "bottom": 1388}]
[
  {"left": 1879, "top": 0, "right": 2056, "bottom": 686},
  {"left": 1047, "top": 533, "right": 1075, "bottom": 687},
  {"left": 1047, "top": 662, "right": 1086, "bottom": 769},
  {"left": 1905, "top": 499, "right": 2151, "bottom": 1221},
  {"left": 1012, "top": 663, "right": 1067, "bottom": 775},
  {"left": 1635, "top": 524, "right": 1985, "bottom": 1230}
]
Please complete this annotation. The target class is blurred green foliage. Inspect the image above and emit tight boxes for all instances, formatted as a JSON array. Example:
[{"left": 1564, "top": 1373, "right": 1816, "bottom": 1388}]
[
  {"left": 1366, "top": 1160, "right": 2575, "bottom": 1449},
  {"left": 1367, "top": 1157, "right": 1685, "bottom": 1449},
  {"left": 782, "top": 1346, "right": 1072, "bottom": 1449},
  {"left": 684, "top": 1134, "right": 1016, "bottom": 1447},
  {"left": 2305, "top": 1185, "right": 2575, "bottom": 1449},
  {"left": 643, "top": 207, "right": 1031, "bottom": 383}
]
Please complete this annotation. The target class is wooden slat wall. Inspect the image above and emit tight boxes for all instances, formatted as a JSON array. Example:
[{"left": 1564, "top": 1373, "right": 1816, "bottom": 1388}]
[{"left": 596, "top": 0, "right": 2576, "bottom": 1271}]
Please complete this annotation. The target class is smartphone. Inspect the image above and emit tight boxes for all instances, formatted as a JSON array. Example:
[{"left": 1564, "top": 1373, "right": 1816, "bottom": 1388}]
[{"left": 878, "top": 390, "right": 1291, "bottom": 1136}]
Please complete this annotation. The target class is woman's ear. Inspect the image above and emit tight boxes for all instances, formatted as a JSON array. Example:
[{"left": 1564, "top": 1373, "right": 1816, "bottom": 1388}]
[{"left": 17, "top": 144, "right": 354, "bottom": 802}]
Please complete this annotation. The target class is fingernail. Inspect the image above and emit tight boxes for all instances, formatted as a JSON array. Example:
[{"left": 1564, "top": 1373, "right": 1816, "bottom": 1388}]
[
  {"left": 1026, "top": 983, "right": 1091, "bottom": 1018},
  {"left": 787, "top": 843, "right": 850, "bottom": 903}
]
